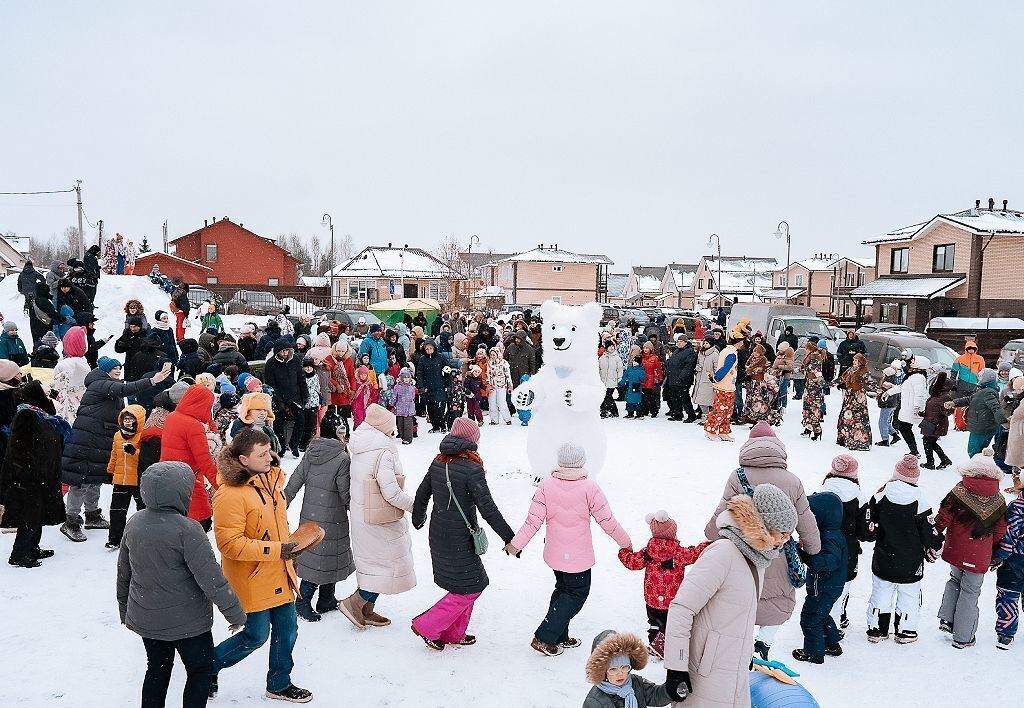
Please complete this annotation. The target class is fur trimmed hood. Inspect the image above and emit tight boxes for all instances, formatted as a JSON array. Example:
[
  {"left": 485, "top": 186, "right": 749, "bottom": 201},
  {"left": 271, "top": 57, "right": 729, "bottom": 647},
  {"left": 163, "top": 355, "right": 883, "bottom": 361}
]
[
  {"left": 216, "top": 448, "right": 282, "bottom": 487},
  {"left": 716, "top": 494, "right": 775, "bottom": 553},
  {"left": 586, "top": 630, "right": 648, "bottom": 684}
]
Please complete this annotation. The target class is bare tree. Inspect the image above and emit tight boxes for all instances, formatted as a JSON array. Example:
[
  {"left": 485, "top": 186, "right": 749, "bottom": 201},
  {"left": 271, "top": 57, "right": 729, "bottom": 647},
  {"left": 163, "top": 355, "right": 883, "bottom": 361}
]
[
  {"left": 26, "top": 227, "right": 81, "bottom": 266},
  {"left": 339, "top": 233, "right": 355, "bottom": 261},
  {"left": 432, "top": 233, "right": 465, "bottom": 306}
]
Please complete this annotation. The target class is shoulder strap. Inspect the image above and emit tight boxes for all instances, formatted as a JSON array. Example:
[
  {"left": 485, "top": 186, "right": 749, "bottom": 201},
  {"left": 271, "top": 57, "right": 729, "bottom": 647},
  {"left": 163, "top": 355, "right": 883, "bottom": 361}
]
[
  {"left": 444, "top": 463, "right": 475, "bottom": 532},
  {"left": 735, "top": 467, "right": 754, "bottom": 497},
  {"left": 370, "top": 449, "right": 386, "bottom": 481},
  {"left": 744, "top": 555, "right": 761, "bottom": 597}
]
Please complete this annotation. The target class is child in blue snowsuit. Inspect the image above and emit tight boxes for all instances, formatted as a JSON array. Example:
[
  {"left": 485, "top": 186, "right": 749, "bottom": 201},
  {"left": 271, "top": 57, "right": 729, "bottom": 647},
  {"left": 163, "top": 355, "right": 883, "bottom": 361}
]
[
  {"left": 794, "top": 491, "right": 849, "bottom": 663},
  {"left": 619, "top": 355, "right": 647, "bottom": 419},
  {"left": 995, "top": 489, "right": 1024, "bottom": 648},
  {"left": 516, "top": 374, "right": 532, "bottom": 426}
]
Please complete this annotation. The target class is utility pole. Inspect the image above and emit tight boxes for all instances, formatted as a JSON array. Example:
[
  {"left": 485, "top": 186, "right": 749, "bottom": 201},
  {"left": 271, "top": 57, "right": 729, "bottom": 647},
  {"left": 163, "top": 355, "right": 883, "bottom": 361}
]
[
  {"left": 162, "top": 220, "right": 168, "bottom": 253},
  {"left": 98, "top": 220, "right": 104, "bottom": 251},
  {"left": 75, "top": 179, "right": 84, "bottom": 259},
  {"left": 322, "top": 214, "right": 334, "bottom": 301}
]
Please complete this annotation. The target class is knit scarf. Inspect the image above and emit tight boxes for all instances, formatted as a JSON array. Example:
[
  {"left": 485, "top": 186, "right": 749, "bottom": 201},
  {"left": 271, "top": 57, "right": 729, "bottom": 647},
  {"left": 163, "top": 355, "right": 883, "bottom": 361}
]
[
  {"left": 947, "top": 482, "right": 1007, "bottom": 534},
  {"left": 596, "top": 679, "right": 637, "bottom": 708},
  {"left": 153, "top": 319, "right": 171, "bottom": 331},
  {"left": 719, "top": 525, "right": 778, "bottom": 570},
  {"left": 16, "top": 403, "right": 73, "bottom": 443},
  {"left": 551, "top": 467, "right": 588, "bottom": 481}
]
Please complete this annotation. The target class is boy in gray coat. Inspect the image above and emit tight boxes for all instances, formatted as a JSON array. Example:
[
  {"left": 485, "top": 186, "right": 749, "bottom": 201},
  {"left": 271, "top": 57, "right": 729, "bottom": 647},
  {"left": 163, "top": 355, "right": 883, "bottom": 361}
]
[{"left": 116, "top": 462, "right": 246, "bottom": 708}]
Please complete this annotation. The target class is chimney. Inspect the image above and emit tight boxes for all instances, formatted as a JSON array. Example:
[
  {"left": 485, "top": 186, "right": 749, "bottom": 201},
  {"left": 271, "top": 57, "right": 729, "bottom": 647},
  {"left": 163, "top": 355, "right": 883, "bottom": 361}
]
[
  {"left": 239, "top": 223, "right": 243, "bottom": 228},
  {"left": 554, "top": 243, "right": 559, "bottom": 250},
  {"left": 388, "top": 242, "right": 392, "bottom": 248},
  {"left": 224, "top": 216, "right": 228, "bottom": 222},
  {"left": 989, "top": 198, "right": 995, "bottom": 210},
  {"left": 1003, "top": 200, "right": 1009, "bottom": 211},
  {"left": 204, "top": 219, "right": 208, "bottom": 227},
  {"left": 976, "top": 199, "right": 981, "bottom": 209}
]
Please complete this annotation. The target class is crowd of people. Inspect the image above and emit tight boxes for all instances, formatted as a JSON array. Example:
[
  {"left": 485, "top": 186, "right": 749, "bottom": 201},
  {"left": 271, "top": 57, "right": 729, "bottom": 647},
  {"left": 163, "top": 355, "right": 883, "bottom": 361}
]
[{"left": 3, "top": 278, "right": 1024, "bottom": 707}]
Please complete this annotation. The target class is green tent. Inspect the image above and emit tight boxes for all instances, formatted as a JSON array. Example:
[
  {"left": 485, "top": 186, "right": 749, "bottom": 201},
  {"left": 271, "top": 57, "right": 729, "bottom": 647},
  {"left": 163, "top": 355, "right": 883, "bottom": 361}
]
[{"left": 367, "top": 297, "right": 442, "bottom": 326}]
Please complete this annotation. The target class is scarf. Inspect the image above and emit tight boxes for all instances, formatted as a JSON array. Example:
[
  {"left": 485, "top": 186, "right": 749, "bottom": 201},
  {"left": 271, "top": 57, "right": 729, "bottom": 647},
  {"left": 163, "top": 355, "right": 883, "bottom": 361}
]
[
  {"left": 153, "top": 319, "right": 171, "bottom": 331},
  {"left": 16, "top": 403, "right": 73, "bottom": 443},
  {"left": 947, "top": 482, "right": 1007, "bottom": 535},
  {"left": 719, "top": 525, "right": 778, "bottom": 570},
  {"left": 596, "top": 679, "right": 637, "bottom": 708},
  {"left": 551, "top": 467, "right": 587, "bottom": 481}
]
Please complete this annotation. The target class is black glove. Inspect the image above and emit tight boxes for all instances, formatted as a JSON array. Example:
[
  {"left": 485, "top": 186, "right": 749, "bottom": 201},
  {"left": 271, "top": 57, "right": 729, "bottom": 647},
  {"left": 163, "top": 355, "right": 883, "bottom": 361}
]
[
  {"left": 665, "top": 670, "right": 691, "bottom": 701},
  {"left": 122, "top": 443, "right": 137, "bottom": 455}
]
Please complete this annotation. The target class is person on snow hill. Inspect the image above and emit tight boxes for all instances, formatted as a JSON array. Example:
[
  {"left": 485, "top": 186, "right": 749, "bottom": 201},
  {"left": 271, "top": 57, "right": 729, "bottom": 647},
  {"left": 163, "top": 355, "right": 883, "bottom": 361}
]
[
  {"left": 285, "top": 411, "right": 354, "bottom": 624},
  {"left": 123, "top": 299, "right": 150, "bottom": 332},
  {"left": 60, "top": 359, "right": 172, "bottom": 543},
  {"left": 617, "top": 511, "right": 710, "bottom": 659},
  {"left": 237, "top": 323, "right": 259, "bottom": 362},
  {"left": 176, "top": 338, "right": 206, "bottom": 380},
  {"left": 264, "top": 340, "right": 306, "bottom": 458},
  {"left": 49, "top": 326, "right": 91, "bottom": 423},
  {"left": 115, "top": 315, "right": 148, "bottom": 380},
  {"left": 598, "top": 338, "right": 624, "bottom": 419},
  {"left": 952, "top": 340, "right": 986, "bottom": 393},
  {"left": 818, "top": 455, "right": 870, "bottom": 631},
  {"left": 664, "top": 484, "right": 798, "bottom": 707},
  {"left": 169, "top": 281, "right": 191, "bottom": 340},
  {"left": 160, "top": 384, "right": 220, "bottom": 532},
  {"left": 105, "top": 405, "right": 146, "bottom": 549},
  {"left": 55, "top": 278, "right": 89, "bottom": 318},
  {"left": 341, "top": 404, "right": 417, "bottom": 632},
  {"left": 863, "top": 454, "right": 945, "bottom": 644},
  {"left": 117, "top": 460, "right": 246, "bottom": 707},
  {"left": 28, "top": 281, "right": 57, "bottom": 346},
  {"left": 0, "top": 380, "right": 71, "bottom": 568},
  {"left": 619, "top": 355, "right": 647, "bottom": 420},
  {"left": 921, "top": 368, "right": 956, "bottom": 469},
  {"left": 211, "top": 334, "right": 248, "bottom": 372},
  {"left": 198, "top": 302, "right": 224, "bottom": 333},
  {"left": 948, "top": 368, "right": 1007, "bottom": 458},
  {"left": 882, "top": 355, "right": 931, "bottom": 458},
  {"left": 664, "top": 334, "right": 698, "bottom": 423},
  {"left": 392, "top": 367, "right": 417, "bottom": 444},
  {"left": 359, "top": 324, "right": 389, "bottom": 377},
  {"left": 148, "top": 310, "right": 178, "bottom": 366},
  {"left": 230, "top": 392, "right": 283, "bottom": 454},
  {"left": 209, "top": 429, "right": 313, "bottom": 704},
  {"left": 582, "top": 630, "right": 672, "bottom": 708},
  {"left": 703, "top": 335, "right": 740, "bottom": 441},
  {"left": 703, "top": 420, "right": 821, "bottom": 659},
  {"left": 791, "top": 492, "right": 849, "bottom": 664},
  {"left": 934, "top": 449, "right": 1008, "bottom": 649},
  {"left": 507, "top": 442, "right": 632, "bottom": 657},
  {"left": 0, "top": 321, "right": 29, "bottom": 366},
  {"left": 410, "top": 417, "right": 516, "bottom": 651}
]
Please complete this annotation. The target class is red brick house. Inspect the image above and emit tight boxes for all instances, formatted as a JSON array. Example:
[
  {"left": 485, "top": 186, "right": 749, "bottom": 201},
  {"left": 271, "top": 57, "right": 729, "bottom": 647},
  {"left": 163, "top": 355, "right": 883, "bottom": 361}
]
[
  {"left": 134, "top": 252, "right": 213, "bottom": 283},
  {"left": 169, "top": 217, "right": 302, "bottom": 287}
]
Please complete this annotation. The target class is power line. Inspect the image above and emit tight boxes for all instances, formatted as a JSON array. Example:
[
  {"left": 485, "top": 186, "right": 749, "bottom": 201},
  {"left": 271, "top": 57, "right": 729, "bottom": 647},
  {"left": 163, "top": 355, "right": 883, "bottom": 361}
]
[{"left": 0, "top": 188, "right": 76, "bottom": 195}]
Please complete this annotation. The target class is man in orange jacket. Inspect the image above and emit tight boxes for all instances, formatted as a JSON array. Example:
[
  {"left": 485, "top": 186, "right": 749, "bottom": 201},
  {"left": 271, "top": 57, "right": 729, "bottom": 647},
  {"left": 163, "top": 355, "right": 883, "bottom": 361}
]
[
  {"left": 209, "top": 428, "right": 311, "bottom": 703},
  {"left": 952, "top": 340, "right": 985, "bottom": 392}
]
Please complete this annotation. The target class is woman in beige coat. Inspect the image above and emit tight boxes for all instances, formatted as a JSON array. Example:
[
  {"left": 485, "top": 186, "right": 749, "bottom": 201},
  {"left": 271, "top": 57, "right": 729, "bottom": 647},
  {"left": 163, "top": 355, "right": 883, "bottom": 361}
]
[
  {"left": 692, "top": 340, "right": 718, "bottom": 420},
  {"left": 1005, "top": 394, "right": 1024, "bottom": 478},
  {"left": 664, "top": 484, "right": 798, "bottom": 707},
  {"left": 703, "top": 421, "right": 820, "bottom": 658},
  {"left": 340, "top": 403, "right": 416, "bottom": 629}
]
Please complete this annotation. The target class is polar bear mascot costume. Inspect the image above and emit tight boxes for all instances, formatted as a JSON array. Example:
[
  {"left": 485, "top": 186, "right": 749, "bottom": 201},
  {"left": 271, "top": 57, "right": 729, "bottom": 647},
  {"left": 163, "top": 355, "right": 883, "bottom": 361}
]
[{"left": 512, "top": 300, "right": 607, "bottom": 481}]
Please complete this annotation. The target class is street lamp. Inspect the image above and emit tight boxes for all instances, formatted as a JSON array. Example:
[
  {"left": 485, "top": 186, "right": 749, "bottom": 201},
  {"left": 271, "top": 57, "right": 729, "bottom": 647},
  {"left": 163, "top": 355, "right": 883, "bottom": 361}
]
[
  {"left": 774, "top": 221, "right": 791, "bottom": 304},
  {"left": 322, "top": 213, "right": 335, "bottom": 300},
  {"left": 707, "top": 233, "right": 722, "bottom": 311}
]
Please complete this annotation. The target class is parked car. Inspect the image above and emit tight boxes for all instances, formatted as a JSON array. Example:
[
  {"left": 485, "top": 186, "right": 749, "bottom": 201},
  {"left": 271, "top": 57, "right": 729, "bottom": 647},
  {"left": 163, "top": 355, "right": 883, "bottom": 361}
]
[
  {"left": 856, "top": 322, "right": 918, "bottom": 336},
  {"left": 226, "top": 290, "right": 284, "bottom": 316},
  {"left": 998, "top": 339, "right": 1024, "bottom": 370},
  {"left": 186, "top": 286, "right": 221, "bottom": 309},
  {"left": 600, "top": 306, "right": 623, "bottom": 326},
  {"left": 859, "top": 333, "right": 957, "bottom": 381},
  {"left": 728, "top": 303, "right": 834, "bottom": 346},
  {"left": 621, "top": 309, "right": 651, "bottom": 327},
  {"left": 311, "top": 309, "right": 383, "bottom": 331}
]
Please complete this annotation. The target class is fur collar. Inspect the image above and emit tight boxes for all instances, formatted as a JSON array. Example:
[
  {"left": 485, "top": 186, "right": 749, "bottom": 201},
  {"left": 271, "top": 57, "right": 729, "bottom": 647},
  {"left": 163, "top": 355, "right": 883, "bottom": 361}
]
[
  {"left": 586, "top": 632, "right": 647, "bottom": 684},
  {"left": 717, "top": 494, "right": 775, "bottom": 553},
  {"left": 216, "top": 448, "right": 282, "bottom": 487}
]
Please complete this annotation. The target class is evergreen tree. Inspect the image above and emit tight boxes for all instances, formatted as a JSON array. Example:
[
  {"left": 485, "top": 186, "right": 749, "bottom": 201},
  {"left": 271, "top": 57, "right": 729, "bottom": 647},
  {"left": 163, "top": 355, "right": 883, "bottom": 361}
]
[{"left": 139, "top": 235, "right": 151, "bottom": 253}]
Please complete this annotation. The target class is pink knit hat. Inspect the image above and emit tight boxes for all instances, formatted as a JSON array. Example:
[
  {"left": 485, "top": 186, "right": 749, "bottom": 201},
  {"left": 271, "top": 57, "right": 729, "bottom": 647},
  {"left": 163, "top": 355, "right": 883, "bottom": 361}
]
[
  {"left": 830, "top": 454, "right": 859, "bottom": 482},
  {"left": 749, "top": 421, "right": 776, "bottom": 438},
  {"left": 645, "top": 510, "right": 678, "bottom": 540},
  {"left": 244, "top": 376, "right": 262, "bottom": 393},
  {"left": 892, "top": 454, "right": 921, "bottom": 485},
  {"left": 449, "top": 417, "right": 480, "bottom": 445}
]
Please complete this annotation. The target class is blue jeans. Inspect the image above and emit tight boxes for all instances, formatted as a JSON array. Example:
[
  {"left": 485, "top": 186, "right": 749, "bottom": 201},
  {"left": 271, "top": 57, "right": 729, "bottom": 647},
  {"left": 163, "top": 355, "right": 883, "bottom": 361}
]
[
  {"left": 793, "top": 378, "right": 805, "bottom": 398},
  {"left": 878, "top": 407, "right": 896, "bottom": 440},
  {"left": 777, "top": 377, "right": 790, "bottom": 408},
  {"left": 213, "top": 603, "right": 297, "bottom": 692},
  {"left": 968, "top": 432, "right": 994, "bottom": 458},
  {"left": 359, "top": 589, "right": 379, "bottom": 603}
]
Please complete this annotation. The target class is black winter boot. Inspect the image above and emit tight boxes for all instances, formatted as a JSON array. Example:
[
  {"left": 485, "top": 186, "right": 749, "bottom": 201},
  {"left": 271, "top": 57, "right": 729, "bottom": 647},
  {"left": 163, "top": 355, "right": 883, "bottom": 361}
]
[
  {"left": 84, "top": 510, "right": 110, "bottom": 530},
  {"left": 60, "top": 518, "right": 87, "bottom": 543},
  {"left": 314, "top": 584, "right": 339, "bottom": 614},
  {"left": 295, "top": 598, "right": 321, "bottom": 623}
]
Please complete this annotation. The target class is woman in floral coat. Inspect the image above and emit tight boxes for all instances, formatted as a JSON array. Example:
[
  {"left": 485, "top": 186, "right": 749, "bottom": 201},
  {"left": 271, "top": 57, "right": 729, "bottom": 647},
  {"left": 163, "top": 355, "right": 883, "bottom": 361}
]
[
  {"left": 800, "top": 342, "right": 826, "bottom": 440},
  {"left": 837, "top": 353, "right": 873, "bottom": 450},
  {"left": 742, "top": 343, "right": 773, "bottom": 424}
]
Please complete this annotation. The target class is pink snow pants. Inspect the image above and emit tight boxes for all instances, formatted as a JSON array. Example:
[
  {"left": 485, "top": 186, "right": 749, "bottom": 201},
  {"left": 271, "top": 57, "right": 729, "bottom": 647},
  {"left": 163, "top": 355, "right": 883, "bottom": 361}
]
[{"left": 411, "top": 592, "right": 482, "bottom": 642}]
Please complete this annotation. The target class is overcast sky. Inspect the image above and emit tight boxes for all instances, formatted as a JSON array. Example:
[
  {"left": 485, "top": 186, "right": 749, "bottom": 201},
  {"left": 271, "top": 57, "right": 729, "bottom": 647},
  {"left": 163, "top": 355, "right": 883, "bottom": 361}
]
[{"left": 3, "top": 2, "right": 1021, "bottom": 271}]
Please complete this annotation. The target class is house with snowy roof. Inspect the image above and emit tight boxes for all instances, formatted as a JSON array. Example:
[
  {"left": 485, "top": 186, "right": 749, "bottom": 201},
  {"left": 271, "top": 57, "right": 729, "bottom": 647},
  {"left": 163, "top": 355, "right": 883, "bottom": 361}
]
[
  {"left": 478, "top": 245, "right": 613, "bottom": 305},
  {"left": 691, "top": 255, "right": 777, "bottom": 308},
  {"left": 605, "top": 273, "right": 629, "bottom": 305},
  {"left": 168, "top": 217, "right": 303, "bottom": 287},
  {"left": 0, "top": 234, "right": 28, "bottom": 276},
  {"left": 659, "top": 263, "right": 699, "bottom": 308},
  {"left": 850, "top": 198, "right": 1024, "bottom": 329},
  {"left": 763, "top": 253, "right": 876, "bottom": 322},
  {"left": 328, "top": 244, "right": 464, "bottom": 305},
  {"left": 622, "top": 266, "right": 668, "bottom": 306}
]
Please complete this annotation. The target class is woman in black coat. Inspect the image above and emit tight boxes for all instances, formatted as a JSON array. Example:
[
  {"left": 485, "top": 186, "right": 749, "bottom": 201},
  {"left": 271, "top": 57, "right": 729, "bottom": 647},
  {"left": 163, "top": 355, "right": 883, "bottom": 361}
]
[
  {"left": 29, "top": 282, "right": 58, "bottom": 346},
  {"left": 410, "top": 419, "right": 514, "bottom": 650},
  {"left": 1, "top": 381, "right": 71, "bottom": 567},
  {"left": 414, "top": 341, "right": 452, "bottom": 433}
]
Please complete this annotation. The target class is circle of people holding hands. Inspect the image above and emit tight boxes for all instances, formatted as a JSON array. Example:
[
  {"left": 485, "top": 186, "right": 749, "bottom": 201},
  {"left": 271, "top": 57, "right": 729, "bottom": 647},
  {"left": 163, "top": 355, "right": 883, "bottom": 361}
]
[{"left": 2, "top": 285, "right": 1024, "bottom": 708}]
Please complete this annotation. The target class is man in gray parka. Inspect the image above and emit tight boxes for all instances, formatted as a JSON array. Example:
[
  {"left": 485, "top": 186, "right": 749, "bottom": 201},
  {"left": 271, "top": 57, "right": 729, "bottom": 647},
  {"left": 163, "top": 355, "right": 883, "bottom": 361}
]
[{"left": 117, "top": 462, "right": 246, "bottom": 707}]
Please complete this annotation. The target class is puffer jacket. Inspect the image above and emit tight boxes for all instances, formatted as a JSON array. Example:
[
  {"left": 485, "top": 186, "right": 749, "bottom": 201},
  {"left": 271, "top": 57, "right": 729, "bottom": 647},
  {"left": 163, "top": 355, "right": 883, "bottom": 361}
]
[
  {"left": 952, "top": 383, "right": 1007, "bottom": 435},
  {"left": 890, "top": 370, "right": 928, "bottom": 424},
  {"left": 618, "top": 537, "right": 711, "bottom": 610},
  {"left": 117, "top": 462, "right": 246, "bottom": 641},
  {"left": 412, "top": 434, "right": 514, "bottom": 594},
  {"left": 0, "top": 402, "right": 68, "bottom": 530},
  {"left": 804, "top": 492, "right": 848, "bottom": 599},
  {"left": 866, "top": 480, "right": 943, "bottom": 584},
  {"left": 107, "top": 405, "right": 146, "bottom": 487},
  {"left": 284, "top": 436, "right": 354, "bottom": 585},
  {"left": 213, "top": 341, "right": 249, "bottom": 372},
  {"left": 599, "top": 350, "right": 624, "bottom": 389},
  {"left": 213, "top": 451, "right": 297, "bottom": 613},
  {"left": 160, "top": 385, "right": 219, "bottom": 522},
  {"left": 935, "top": 472, "right": 1007, "bottom": 574},
  {"left": 922, "top": 373, "right": 956, "bottom": 437}
]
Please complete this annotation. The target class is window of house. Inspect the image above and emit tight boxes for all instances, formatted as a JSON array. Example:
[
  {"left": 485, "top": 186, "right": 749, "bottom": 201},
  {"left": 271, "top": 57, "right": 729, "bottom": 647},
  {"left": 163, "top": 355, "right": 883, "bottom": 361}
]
[
  {"left": 778, "top": 275, "right": 787, "bottom": 287},
  {"left": 348, "top": 279, "right": 376, "bottom": 300},
  {"left": 268, "top": 278, "right": 279, "bottom": 286},
  {"left": 500, "top": 264, "right": 512, "bottom": 281},
  {"left": 795, "top": 274, "right": 803, "bottom": 287},
  {"left": 552, "top": 265, "right": 563, "bottom": 273},
  {"left": 932, "top": 244, "right": 955, "bottom": 272},
  {"left": 428, "top": 281, "right": 449, "bottom": 302},
  {"left": 206, "top": 276, "right": 218, "bottom": 285},
  {"left": 698, "top": 279, "right": 704, "bottom": 290},
  {"left": 551, "top": 296, "right": 562, "bottom": 304},
  {"left": 845, "top": 273, "right": 856, "bottom": 287},
  {"left": 881, "top": 303, "right": 890, "bottom": 321},
  {"left": 858, "top": 272, "right": 865, "bottom": 286},
  {"left": 844, "top": 302, "right": 850, "bottom": 316},
  {"left": 890, "top": 247, "right": 909, "bottom": 273},
  {"left": 898, "top": 303, "right": 908, "bottom": 325},
  {"left": 205, "top": 244, "right": 218, "bottom": 262}
]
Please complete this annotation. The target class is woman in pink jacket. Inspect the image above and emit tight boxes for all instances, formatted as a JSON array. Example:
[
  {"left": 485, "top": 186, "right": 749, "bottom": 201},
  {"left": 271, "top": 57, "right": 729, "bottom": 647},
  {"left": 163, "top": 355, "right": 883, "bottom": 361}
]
[{"left": 506, "top": 442, "right": 631, "bottom": 657}]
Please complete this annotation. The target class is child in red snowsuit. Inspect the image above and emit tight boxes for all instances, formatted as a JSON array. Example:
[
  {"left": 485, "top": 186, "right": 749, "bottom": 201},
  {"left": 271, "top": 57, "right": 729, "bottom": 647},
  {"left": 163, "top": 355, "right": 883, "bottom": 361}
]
[{"left": 618, "top": 510, "right": 710, "bottom": 658}]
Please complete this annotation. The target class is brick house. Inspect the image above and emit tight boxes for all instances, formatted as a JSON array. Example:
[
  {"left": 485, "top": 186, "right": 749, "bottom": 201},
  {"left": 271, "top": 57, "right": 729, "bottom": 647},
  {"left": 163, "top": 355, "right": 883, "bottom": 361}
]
[
  {"left": 329, "top": 244, "right": 464, "bottom": 306},
  {"left": 134, "top": 251, "right": 213, "bottom": 284},
  {"left": 851, "top": 200, "right": 1024, "bottom": 330},
  {"left": 168, "top": 217, "right": 302, "bottom": 287},
  {"left": 691, "top": 256, "right": 776, "bottom": 308},
  {"left": 478, "top": 246, "right": 613, "bottom": 305},
  {"left": 764, "top": 253, "right": 876, "bottom": 322}
]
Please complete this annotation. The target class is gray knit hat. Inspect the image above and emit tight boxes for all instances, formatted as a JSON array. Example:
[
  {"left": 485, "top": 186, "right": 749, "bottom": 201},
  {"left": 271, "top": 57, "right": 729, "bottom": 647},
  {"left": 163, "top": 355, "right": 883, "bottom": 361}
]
[
  {"left": 979, "top": 368, "right": 998, "bottom": 385},
  {"left": 752, "top": 483, "right": 798, "bottom": 534},
  {"left": 168, "top": 380, "right": 191, "bottom": 405},
  {"left": 557, "top": 442, "right": 586, "bottom": 469}
]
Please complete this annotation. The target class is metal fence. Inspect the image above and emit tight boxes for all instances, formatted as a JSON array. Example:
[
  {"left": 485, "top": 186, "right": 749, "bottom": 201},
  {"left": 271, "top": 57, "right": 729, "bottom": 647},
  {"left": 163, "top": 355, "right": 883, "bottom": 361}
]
[{"left": 203, "top": 285, "right": 334, "bottom": 315}]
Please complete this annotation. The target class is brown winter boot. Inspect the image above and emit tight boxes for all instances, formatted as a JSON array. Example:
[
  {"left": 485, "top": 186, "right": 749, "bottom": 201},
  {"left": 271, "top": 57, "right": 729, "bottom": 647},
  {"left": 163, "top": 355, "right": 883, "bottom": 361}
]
[
  {"left": 361, "top": 601, "right": 391, "bottom": 627},
  {"left": 338, "top": 592, "right": 367, "bottom": 629}
]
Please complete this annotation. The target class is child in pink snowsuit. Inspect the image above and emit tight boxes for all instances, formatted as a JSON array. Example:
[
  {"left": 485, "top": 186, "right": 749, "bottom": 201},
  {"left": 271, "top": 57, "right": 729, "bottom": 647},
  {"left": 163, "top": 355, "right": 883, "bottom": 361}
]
[
  {"left": 464, "top": 365, "right": 484, "bottom": 425},
  {"left": 351, "top": 365, "right": 378, "bottom": 430}
]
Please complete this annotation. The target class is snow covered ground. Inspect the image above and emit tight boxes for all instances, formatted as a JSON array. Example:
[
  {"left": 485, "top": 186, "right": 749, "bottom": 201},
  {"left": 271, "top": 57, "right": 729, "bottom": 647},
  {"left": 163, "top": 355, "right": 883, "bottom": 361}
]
[{"left": 0, "top": 273, "right": 1014, "bottom": 706}]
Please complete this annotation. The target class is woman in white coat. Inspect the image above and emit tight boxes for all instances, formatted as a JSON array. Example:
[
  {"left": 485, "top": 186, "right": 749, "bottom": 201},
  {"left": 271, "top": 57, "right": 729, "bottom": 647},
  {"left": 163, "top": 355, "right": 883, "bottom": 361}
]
[
  {"left": 340, "top": 403, "right": 416, "bottom": 629},
  {"left": 598, "top": 339, "right": 624, "bottom": 418},
  {"left": 883, "top": 355, "right": 930, "bottom": 458},
  {"left": 692, "top": 339, "right": 719, "bottom": 421}
]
